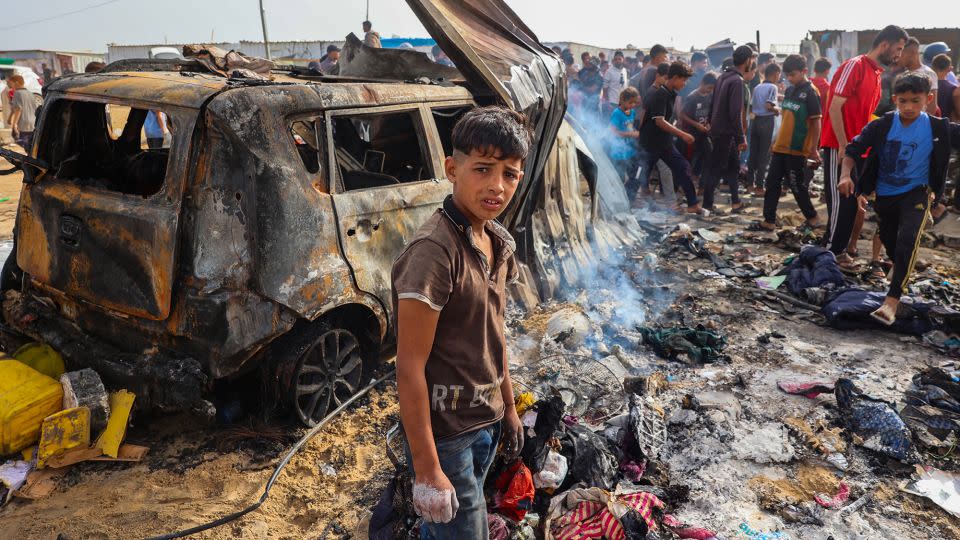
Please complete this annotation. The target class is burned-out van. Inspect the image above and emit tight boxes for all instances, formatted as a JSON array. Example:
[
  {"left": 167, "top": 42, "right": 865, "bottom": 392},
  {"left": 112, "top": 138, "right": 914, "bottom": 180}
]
[{"left": 0, "top": 1, "right": 626, "bottom": 425}]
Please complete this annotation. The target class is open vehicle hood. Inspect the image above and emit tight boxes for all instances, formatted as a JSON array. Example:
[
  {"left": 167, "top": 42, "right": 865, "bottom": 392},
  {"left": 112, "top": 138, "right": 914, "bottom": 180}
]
[{"left": 406, "top": 0, "right": 567, "bottom": 233}]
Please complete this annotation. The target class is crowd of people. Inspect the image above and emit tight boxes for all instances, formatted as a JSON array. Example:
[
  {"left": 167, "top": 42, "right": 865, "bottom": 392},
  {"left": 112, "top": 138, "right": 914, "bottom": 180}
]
[{"left": 559, "top": 25, "right": 960, "bottom": 325}]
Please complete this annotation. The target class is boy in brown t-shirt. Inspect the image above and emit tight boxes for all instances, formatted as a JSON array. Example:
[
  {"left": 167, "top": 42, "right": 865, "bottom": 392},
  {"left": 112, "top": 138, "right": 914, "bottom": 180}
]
[{"left": 392, "top": 106, "right": 530, "bottom": 538}]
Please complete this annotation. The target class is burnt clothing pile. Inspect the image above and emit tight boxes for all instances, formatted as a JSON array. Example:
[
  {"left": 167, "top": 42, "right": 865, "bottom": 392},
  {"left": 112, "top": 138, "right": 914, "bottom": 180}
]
[
  {"left": 638, "top": 325, "right": 729, "bottom": 364},
  {"left": 901, "top": 368, "right": 960, "bottom": 452},
  {"left": 834, "top": 378, "right": 914, "bottom": 462},
  {"left": 785, "top": 246, "right": 846, "bottom": 297}
]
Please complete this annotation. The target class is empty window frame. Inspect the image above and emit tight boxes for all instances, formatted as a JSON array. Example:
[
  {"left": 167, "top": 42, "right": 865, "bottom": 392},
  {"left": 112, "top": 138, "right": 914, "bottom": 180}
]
[
  {"left": 38, "top": 100, "right": 175, "bottom": 197},
  {"left": 330, "top": 109, "right": 432, "bottom": 192},
  {"left": 431, "top": 105, "right": 473, "bottom": 158},
  {"left": 289, "top": 119, "right": 324, "bottom": 176}
]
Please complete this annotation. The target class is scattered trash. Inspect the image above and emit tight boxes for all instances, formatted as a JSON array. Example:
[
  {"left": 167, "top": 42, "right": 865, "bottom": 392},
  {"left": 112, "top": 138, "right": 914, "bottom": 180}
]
[
  {"left": 320, "top": 463, "right": 337, "bottom": 477},
  {"left": 756, "top": 275, "right": 787, "bottom": 291},
  {"left": 533, "top": 450, "right": 568, "bottom": 490},
  {"left": 698, "top": 228, "right": 723, "bottom": 243},
  {"left": 0, "top": 460, "right": 32, "bottom": 505},
  {"left": 545, "top": 487, "right": 665, "bottom": 539},
  {"left": 738, "top": 522, "right": 789, "bottom": 539},
  {"left": 814, "top": 481, "right": 850, "bottom": 509},
  {"left": 60, "top": 369, "right": 111, "bottom": 434},
  {"left": 901, "top": 465, "right": 960, "bottom": 519},
  {"left": 639, "top": 325, "right": 729, "bottom": 364},
  {"left": 37, "top": 407, "right": 91, "bottom": 468},
  {"left": 777, "top": 380, "right": 835, "bottom": 399},
  {"left": 835, "top": 378, "right": 913, "bottom": 461},
  {"left": 493, "top": 460, "right": 535, "bottom": 521},
  {"left": 96, "top": 390, "right": 136, "bottom": 458},
  {"left": 0, "top": 359, "right": 64, "bottom": 454},
  {"left": 562, "top": 424, "right": 618, "bottom": 490},
  {"left": 11, "top": 343, "right": 65, "bottom": 379},
  {"left": 785, "top": 246, "right": 845, "bottom": 296}
]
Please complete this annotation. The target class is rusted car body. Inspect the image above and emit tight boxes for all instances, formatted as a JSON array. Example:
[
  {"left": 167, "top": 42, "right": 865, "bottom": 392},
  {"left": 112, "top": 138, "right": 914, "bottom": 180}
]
[{"left": 0, "top": 0, "right": 636, "bottom": 424}]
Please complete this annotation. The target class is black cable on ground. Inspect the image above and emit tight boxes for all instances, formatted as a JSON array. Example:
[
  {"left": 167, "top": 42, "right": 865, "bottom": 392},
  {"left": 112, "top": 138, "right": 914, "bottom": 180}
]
[{"left": 144, "top": 369, "right": 396, "bottom": 540}]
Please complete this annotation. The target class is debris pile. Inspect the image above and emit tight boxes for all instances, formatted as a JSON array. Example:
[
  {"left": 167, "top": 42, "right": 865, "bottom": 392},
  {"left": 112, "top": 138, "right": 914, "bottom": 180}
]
[{"left": 0, "top": 344, "right": 141, "bottom": 507}]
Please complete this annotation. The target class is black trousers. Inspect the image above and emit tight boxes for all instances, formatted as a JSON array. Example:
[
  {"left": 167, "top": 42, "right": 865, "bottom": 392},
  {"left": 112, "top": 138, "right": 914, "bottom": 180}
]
[
  {"left": 701, "top": 134, "right": 741, "bottom": 209},
  {"left": 632, "top": 145, "right": 699, "bottom": 206},
  {"left": 747, "top": 115, "right": 776, "bottom": 188},
  {"left": 676, "top": 132, "right": 711, "bottom": 177},
  {"left": 762, "top": 153, "right": 818, "bottom": 224},
  {"left": 875, "top": 186, "right": 930, "bottom": 299},
  {"left": 822, "top": 147, "right": 860, "bottom": 255}
]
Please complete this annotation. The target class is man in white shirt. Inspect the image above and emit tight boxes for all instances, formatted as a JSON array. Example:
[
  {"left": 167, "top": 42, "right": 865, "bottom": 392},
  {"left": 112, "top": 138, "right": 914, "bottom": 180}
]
[{"left": 602, "top": 50, "right": 629, "bottom": 118}]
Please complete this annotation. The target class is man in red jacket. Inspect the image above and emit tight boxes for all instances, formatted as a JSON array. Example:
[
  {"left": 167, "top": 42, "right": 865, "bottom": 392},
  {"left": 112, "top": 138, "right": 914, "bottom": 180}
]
[{"left": 821, "top": 25, "right": 908, "bottom": 270}]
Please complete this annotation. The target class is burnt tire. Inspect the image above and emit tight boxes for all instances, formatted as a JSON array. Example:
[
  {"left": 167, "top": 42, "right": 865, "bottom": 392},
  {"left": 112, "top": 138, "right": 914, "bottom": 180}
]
[{"left": 289, "top": 328, "right": 364, "bottom": 427}]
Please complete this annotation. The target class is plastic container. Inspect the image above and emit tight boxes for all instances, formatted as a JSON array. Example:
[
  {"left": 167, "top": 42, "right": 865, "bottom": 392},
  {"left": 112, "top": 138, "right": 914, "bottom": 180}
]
[
  {"left": 0, "top": 359, "right": 64, "bottom": 455},
  {"left": 13, "top": 342, "right": 66, "bottom": 380}
]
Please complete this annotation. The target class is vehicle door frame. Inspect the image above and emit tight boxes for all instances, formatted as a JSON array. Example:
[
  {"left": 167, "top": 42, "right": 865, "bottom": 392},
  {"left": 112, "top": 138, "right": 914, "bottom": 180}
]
[
  {"left": 322, "top": 100, "right": 472, "bottom": 315},
  {"left": 19, "top": 93, "right": 198, "bottom": 320}
]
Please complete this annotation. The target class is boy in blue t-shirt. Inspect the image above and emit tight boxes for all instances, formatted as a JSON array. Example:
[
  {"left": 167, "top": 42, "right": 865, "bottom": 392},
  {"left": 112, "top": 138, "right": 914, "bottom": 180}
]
[
  {"left": 609, "top": 86, "right": 640, "bottom": 182},
  {"left": 840, "top": 73, "right": 960, "bottom": 325}
]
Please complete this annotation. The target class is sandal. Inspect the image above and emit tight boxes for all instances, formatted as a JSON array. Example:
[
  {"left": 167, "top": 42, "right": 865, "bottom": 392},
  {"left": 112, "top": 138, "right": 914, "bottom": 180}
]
[
  {"left": 870, "top": 306, "right": 896, "bottom": 326},
  {"left": 747, "top": 221, "right": 776, "bottom": 232},
  {"left": 731, "top": 205, "right": 747, "bottom": 214},
  {"left": 868, "top": 260, "right": 886, "bottom": 279}
]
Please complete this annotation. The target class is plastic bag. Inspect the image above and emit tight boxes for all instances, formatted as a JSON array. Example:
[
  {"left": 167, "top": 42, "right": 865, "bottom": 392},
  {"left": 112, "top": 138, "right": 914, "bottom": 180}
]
[
  {"left": 494, "top": 460, "right": 535, "bottom": 521},
  {"left": 533, "top": 450, "right": 568, "bottom": 489}
]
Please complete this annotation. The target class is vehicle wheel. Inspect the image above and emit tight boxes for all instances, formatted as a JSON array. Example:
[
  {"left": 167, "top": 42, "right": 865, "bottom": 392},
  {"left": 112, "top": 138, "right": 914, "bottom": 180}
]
[{"left": 290, "top": 328, "right": 364, "bottom": 426}]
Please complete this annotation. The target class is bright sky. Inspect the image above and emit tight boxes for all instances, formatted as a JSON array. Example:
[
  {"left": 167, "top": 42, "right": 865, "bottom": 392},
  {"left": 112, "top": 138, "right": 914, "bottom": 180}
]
[{"left": 0, "top": 0, "right": 954, "bottom": 53}]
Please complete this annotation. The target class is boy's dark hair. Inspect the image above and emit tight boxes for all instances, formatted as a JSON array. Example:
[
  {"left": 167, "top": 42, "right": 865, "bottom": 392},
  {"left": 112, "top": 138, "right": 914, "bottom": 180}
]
[
  {"left": 656, "top": 62, "right": 670, "bottom": 76},
  {"left": 905, "top": 36, "right": 920, "bottom": 49},
  {"left": 764, "top": 62, "right": 782, "bottom": 78},
  {"left": 813, "top": 57, "right": 831, "bottom": 74},
  {"left": 452, "top": 106, "right": 531, "bottom": 161},
  {"left": 721, "top": 57, "right": 734, "bottom": 71},
  {"left": 618, "top": 86, "right": 640, "bottom": 103},
  {"left": 581, "top": 51, "right": 591, "bottom": 61},
  {"left": 614, "top": 50, "right": 624, "bottom": 59},
  {"left": 733, "top": 45, "right": 756, "bottom": 67},
  {"left": 691, "top": 51, "right": 707, "bottom": 64},
  {"left": 701, "top": 72, "right": 718, "bottom": 86},
  {"left": 668, "top": 61, "right": 693, "bottom": 79},
  {"left": 782, "top": 54, "right": 806, "bottom": 74},
  {"left": 932, "top": 53, "right": 952, "bottom": 72},
  {"left": 872, "top": 25, "right": 908, "bottom": 49},
  {"left": 893, "top": 72, "right": 932, "bottom": 95},
  {"left": 642, "top": 54, "right": 651, "bottom": 64},
  {"left": 758, "top": 52, "right": 775, "bottom": 64},
  {"left": 650, "top": 44, "right": 668, "bottom": 58}
]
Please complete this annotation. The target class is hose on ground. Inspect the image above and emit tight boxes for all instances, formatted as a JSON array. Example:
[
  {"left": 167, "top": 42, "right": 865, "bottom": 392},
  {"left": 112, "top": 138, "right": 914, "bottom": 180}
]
[{"left": 144, "top": 369, "right": 396, "bottom": 540}]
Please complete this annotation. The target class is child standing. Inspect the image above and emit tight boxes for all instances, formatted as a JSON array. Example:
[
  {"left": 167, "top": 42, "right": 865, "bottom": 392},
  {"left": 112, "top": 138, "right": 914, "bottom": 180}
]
[
  {"left": 634, "top": 61, "right": 700, "bottom": 213},
  {"left": 678, "top": 72, "right": 717, "bottom": 181},
  {"left": 609, "top": 87, "right": 640, "bottom": 183},
  {"left": 759, "top": 55, "right": 822, "bottom": 230},
  {"left": 747, "top": 63, "right": 782, "bottom": 195},
  {"left": 392, "top": 106, "right": 528, "bottom": 538},
  {"left": 839, "top": 73, "right": 960, "bottom": 325},
  {"left": 810, "top": 57, "right": 832, "bottom": 121}
]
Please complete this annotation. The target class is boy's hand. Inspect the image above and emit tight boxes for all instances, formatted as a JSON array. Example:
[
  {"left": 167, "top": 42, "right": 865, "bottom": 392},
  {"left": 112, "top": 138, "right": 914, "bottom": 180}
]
[
  {"left": 738, "top": 142, "right": 748, "bottom": 152},
  {"left": 838, "top": 175, "right": 855, "bottom": 197},
  {"left": 698, "top": 123, "right": 710, "bottom": 134},
  {"left": 413, "top": 471, "right": 459, "bottom": 523},
  {"left": 502, "top": 409, "right": 524, "bottom": 459},
  {"left": 680, "top": 132, "right": 695, "bottom": 145},
  {"left": 807, "top": 150, "right": 822, "bottom": 167}
]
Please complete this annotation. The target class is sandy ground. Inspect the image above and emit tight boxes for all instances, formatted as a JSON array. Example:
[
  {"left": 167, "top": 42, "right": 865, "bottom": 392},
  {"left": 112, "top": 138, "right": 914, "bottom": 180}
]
[
  {"left": 0, "top": 153, "right": 23, "bottom": 241},
  {"left": 1, "top": 159, "right": 960, "bottom": 539}
]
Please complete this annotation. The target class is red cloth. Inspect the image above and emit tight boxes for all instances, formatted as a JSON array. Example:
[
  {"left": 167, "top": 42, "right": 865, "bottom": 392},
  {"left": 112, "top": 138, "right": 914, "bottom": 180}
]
[
  {"left": 663, "top": 514, "right": 720, "bottom": 539},
  {"left": 811, "top": 76, "right": 831, "bottom": 118},
  {"left": 820, "top": 55, "right": 883, "bottom": 149},
  {"left": 553, "top": 491, "right": 664, "bottom": 540},
  {"left": 815, "top": 481, "right": 851, "bottom": 508},
  {"left": 493, "top": 460, "right": 535, "bottom": 521},
  {"left": 777, "top": 380, "right": 836, "bottom": 399}
]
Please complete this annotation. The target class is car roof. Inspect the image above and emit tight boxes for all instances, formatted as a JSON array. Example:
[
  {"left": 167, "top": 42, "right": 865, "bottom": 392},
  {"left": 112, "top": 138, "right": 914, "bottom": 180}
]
[{"left": 45, "top": 69, "right": 473, "bottom": 110}]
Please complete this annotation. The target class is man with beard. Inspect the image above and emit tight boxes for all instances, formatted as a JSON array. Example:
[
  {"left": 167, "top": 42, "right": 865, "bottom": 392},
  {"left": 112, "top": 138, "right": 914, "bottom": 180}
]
[{"left": 820, "top": 24, "right": 908, "bottom": 271}]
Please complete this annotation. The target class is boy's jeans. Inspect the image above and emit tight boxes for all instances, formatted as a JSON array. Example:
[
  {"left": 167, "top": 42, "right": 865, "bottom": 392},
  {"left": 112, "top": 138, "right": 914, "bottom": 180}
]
[{"left": 406, "top": 422, "right": 501, "bottom": 540}]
